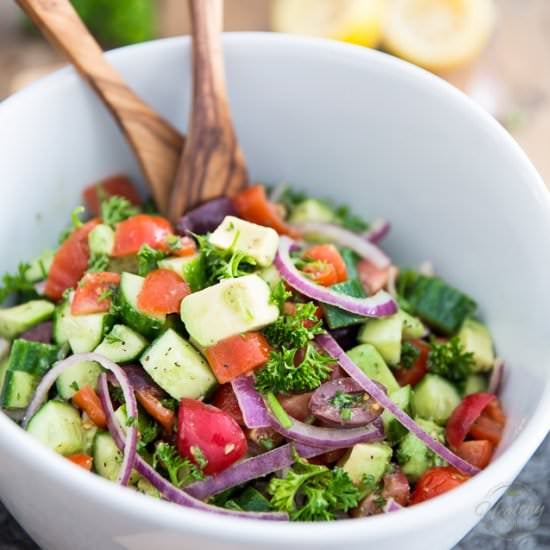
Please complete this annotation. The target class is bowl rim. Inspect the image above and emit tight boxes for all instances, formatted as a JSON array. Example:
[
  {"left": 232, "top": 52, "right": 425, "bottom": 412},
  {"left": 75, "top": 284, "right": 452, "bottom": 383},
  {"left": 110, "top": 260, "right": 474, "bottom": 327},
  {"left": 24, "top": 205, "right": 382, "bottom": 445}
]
[{"left": 1, "top": 32, "right": 549, "bottom": 546}]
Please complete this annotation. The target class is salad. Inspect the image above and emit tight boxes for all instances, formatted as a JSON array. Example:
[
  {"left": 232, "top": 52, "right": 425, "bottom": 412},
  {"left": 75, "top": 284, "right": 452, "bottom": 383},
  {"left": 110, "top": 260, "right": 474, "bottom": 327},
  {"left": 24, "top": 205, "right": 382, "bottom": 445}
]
[{"left": 0, "top": 177, "right": 506, "bottom": 521}]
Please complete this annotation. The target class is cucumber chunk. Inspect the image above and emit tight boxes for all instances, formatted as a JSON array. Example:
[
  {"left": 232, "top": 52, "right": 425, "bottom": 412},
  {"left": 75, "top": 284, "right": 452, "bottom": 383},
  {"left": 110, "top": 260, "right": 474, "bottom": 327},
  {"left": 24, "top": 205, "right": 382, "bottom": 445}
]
[
  {"left": 358, "top": 314, "right": 403, "bottom": 365},
  {"left": 94, "top": 324, "right": 148, "bottom": 363},
  {"left": 158, "top": 254, "right": 206, "bottom": 292},
  {"left": 412, "top": 374, "right": 461, "bottom": 425},
  {"left": 27, "top": 401, "right": 84, "bottom": 456},
  {"left": 56, "top": 360, "right": 103, "bottom": 400},
  {"left": 140, "top": 329, "right": 216, "bottom": 400},
  {"left": 347, "top": 343, "right": 400, "bottom": 393},
  {"left": 400, "top": 311, "right": 425, "bottom": 339},
  {"left": 0, "top": 300, "right": 55, "bottom": 340},
  {"left": 458, "top": 319, "right": 494, "bottom": 372},
  {"left": 25, "top": 250, "right": 55, "bottom": 283},
  {"left": 338, "top": 442, "right": 392, "bottom": 484},
  {"left": 288, "top": 199, "right": 334, "bottom": 224},
  {"left": 382, "top": 385, "right": 413, "bottom": 445},
  {"left": 463, "top": 373, "right": 488, "bottom": 396},
  {"left": 93, "top": 431, "right": 125, "bottom": 481},
  {"left": 116, "top": 272, "right": 166, "bottom": 338}
]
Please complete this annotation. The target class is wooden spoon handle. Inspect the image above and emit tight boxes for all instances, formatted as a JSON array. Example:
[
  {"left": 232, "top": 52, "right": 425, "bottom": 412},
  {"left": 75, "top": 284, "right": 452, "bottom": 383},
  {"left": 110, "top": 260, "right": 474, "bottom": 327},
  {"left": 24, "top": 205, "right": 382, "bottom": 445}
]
[
  {"left": 16, "top": 0, "right": 184, "bottom": 214},
  {"left": 168, "top": 0, "right": 249, "bottom": 222}
]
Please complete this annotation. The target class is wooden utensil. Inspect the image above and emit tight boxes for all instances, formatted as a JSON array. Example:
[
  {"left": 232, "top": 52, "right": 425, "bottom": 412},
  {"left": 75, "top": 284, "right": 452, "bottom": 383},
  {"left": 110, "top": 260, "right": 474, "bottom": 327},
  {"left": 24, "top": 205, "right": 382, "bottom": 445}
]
[
  {"left": 168, "top": 0, "right": 249, "bottom": 223},
  {"left": 17, "top": 0, "right": 185, "bottom": 215}
]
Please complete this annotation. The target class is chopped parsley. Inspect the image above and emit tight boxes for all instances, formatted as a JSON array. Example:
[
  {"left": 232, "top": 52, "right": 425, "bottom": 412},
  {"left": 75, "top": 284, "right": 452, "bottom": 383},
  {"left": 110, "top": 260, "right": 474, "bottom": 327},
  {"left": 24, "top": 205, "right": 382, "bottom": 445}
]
[
  {"left": 329, "top": 390, "right": 363, "bottom": 421},
  {"left": 400, "top": 341, "right": 420, "bottom": 369},
  {"left": 70, "top": 381, "right": 80, "bottom": 392},
  {"left": 190, "top": 445, "right": 209, "bottom": 470},
  {"left": 104, "top": 330, "right": 123, "bottom": 345},
  {"left": 268, "top": 452, "right": 361, "bottom": 521},
  {"left": 269, "top": 281, "right": 292, "bottom": 313},
  {"left": 0, "top": 262, "right": 38, "bottom": 304},
  {"left": 100, "top": 195, "right": 139, "bottom": 227},
  {"left": 427, "top": 336, "right": 474, "bottom": 387},
  {"left": 58, "top": 206, "right": 85, "bottom": 243},
  {"left": 88, "top": 252, "right": 110, "bottom": 273},
  {"left": 153, "top": 442, "right": 204, "bottom": 488},
  {"left": 137, "top": 244, "right": 167, "bottom": 276}
]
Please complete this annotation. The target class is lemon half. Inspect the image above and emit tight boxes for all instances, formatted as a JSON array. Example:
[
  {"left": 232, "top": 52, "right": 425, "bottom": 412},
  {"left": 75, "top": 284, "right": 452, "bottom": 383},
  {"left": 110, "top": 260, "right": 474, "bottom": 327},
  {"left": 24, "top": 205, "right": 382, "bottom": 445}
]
[
  {"left": 383, "top": 0, "right": 496, "bottom": 72},
  {"left": 271, "top": 0, "right": 387, "bottom": 49}
]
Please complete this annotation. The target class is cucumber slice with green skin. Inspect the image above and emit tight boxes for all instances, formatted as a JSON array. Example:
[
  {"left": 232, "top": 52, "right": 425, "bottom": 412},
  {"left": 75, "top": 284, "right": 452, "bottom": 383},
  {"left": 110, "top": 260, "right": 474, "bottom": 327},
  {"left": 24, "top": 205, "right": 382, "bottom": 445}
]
[
  {"left": 412, "top": 374, "right": 461, "bottom": 425},
  {"left": 1, "top": 339, "right": 59, "bottom": 408},
  {"left": 25, "top": 250, "right": 55, "bottom": 283},
  {"left": 88, "top": 224, "right": 115, "bottom": 256},
  {"left": 0, "top": 300, "right": 55, "bottom": 340},
  {"left": 116, "top": 272, "right": 166, "bottom": 339},
  {"left": 322, "top": 279, "right": 366, "bottom": 329},
  {"left": 54, "top": 294, "right": 113, "bottom": 353},
  {"left": 26, "top": 401, "right": 84, "bottom": 456},
  {"left": 347, "top": 343, "right": 400, "bottom": 393},
  {"left": 94, "top": 324, "right": 148, "bottom": 363},
  {"left": 82, "top": 424, "right": 99, "bottom": 455},
  {"left": 288, "top": 199, "right": 334, "bottom": 224},
  {"left": 396, "top": 417, "right": 446, "bottom": 481},
  {"left": 140, "top": 329, "right": 216, "bottom": 400},
  {"left": 229, "top": 487, "right": 272, "bottom": 512},
  {"left": 458, "top": 319, "right": 494, "bottom": 372},
  {"left": 338, "top": 442, "right": 393, "bottom": 485},
  {"left": 339, "top": 248, "right": 360, "bottom": 282},
  {"left": 56, "top": 360, "right": 103, "bottom": 400},
  {"left": 463, "top": 373, "right": 488, "bottom": 396},
  {"left": 0, "top": 356, "right": 9, "bottom": 396},
  {"left": 382, "top": 385, "right": 413, "bottom": 445},
  {"left": 358, "top": 314, "right": 403, "bottom": 366},
  {"left": 158, "top": 254, "right": 205, "bottom": 292},
  {"left": 93, "top": 431, "right": 140, "bottom": 483}
]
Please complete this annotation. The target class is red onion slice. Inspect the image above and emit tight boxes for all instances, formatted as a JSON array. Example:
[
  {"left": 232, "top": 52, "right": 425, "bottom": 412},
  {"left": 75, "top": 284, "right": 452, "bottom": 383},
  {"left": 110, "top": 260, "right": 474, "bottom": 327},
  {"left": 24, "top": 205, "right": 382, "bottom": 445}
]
[
  {"left": 383, "top": 498, "right": 403, "bottom": 513},
  {"left": 316, "top": 334, "right": 481, "bottom": 476},
  {"left": 488, "top": 358, "right": 504, "bottom": 395},
  {"left": 275, "top": 236, "right": 397, "bottom": 318},
  {"left": 186, "top": 442, "right": 331, "bottom": 500},
  {"left": 98, "top": 375, "right": 287, "bottom": 521},
  {"left": 293, "top": 222, "right": 390, "bottom": 269},
  {"left": 361, "top": 218, "right": 391, "bottom": 244},
  {"left": 24, "top": 353, "right": 138, "bottom": 486},
  {"left": 231, "top": 375, "right": 271, "bottom": 429}
]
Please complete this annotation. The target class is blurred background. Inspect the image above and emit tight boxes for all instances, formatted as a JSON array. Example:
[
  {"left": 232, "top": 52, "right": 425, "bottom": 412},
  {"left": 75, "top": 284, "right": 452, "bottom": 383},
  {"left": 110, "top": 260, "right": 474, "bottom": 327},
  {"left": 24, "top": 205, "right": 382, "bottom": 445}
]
[{"left": 0, "top": 0, "right": 548, "bottom": 182}]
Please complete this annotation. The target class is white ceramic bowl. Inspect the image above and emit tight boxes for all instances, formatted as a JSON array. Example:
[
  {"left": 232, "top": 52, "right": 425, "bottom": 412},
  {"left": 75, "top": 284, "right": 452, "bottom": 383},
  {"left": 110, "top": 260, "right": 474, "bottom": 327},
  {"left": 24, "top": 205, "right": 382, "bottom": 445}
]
[{"left": 1, "top": 34, "right": 549, "bottom": 550}]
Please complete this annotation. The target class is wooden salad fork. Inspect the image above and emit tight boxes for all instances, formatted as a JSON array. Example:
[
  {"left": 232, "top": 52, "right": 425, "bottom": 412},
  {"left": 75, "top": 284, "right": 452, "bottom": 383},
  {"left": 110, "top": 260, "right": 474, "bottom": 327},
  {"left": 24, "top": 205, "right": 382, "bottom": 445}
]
[
  {"left": 167, "top": 0, "right": 249, "bottom": 223},
  {"left": 17, "top": 0, "right": 185, "bottom": 215}
]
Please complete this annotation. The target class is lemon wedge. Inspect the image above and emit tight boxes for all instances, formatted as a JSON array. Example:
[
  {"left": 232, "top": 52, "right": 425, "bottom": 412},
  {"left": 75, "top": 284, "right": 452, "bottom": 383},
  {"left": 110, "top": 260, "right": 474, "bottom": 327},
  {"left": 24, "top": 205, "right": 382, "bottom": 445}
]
[
  {"left": 383, "top": 0, "right": 496, "bottom": 72},
  {"left": 271, "top": 0, "right": 387, "bottom": 49}
]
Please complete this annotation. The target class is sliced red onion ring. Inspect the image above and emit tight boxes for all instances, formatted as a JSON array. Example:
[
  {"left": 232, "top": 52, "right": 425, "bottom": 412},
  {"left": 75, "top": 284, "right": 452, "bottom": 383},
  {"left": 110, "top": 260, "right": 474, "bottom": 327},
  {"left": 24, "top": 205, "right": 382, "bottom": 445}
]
[
  {"left": 186, "top": 442, "right": 331, "bottom": 500},
  {"left": 383, "top": 498, "right": 403, "bottom": 513},
  {"left": 275, "top": 236, "right": 397, "bottom": 318},
  {"left": 24, "top": 353, "right": 138, "bottom": 486},
  {"left": 488, "top": 358, "right": 504, "bottom": 395},
  {"left": 231, "top": 375, "right": 271, "bottom": 429},
  {"left": 316, "top": 334, "right": 481, "bottom": 476},
  {"left": 293, "top": 222, "right": 390, "bottom": 269},
  {"left": 98, "top": 376, "right": 287, "bottom": 521},
  {"left": 361, "top": 218, "right": 391, "bottom": 244}
]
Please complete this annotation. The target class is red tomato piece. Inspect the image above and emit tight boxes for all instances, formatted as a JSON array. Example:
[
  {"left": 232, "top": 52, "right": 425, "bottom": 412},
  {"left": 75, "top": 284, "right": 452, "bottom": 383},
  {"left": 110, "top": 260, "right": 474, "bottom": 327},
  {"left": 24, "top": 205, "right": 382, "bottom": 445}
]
[
  {"left": 303, "top": 244, "right": 348, "bottom": 284},
  {"left": 302, "top": 261, "right": 338, "bottom": 286},
  {"left": 394, "top": 339, "right": 430, "bottom": 387},
  {"left": 382, "top": 469, "right": 410, "bottom": 506},
  {"left": 112, "top": 215, "right": 173, "bottom": 257},
  {"left": 177, "top": 398, "right": 247, "bottom": 475},
  {"left": 67, "top": 453, "right": 94, "bottom": 471},
  {"left": 211, "top": 384, "right": 245, "bottom": 426},
  {"left": 469, "top": 415, "right": 505, "bottom": 445},
  {"left": 357, "top": 259, "right": 391, "bottom": 295},
  {"left": 167, "top": 235, "right": 197, "bottom": 257},
  {"left": 83, "top": 175, "right": 141, "bottom": 216},
  {"left": 233, "top": 184, "right": 300, "bottom": 238},
  {"left": 45, "top": 219, "right": 101, "bottom": 301},
  {"left": 455, "top": 440, "right": 494, "bottom": 469},
  {"left": 72, "top": 385, "right": 107, "bottom": 429},
  {"left": 71, "top": 272, "right": 121, "bottom": 315},
  {"left": 410, "top": 467, "right": 470, "bottom": 505},
  {"left": 446, "top": 392, "right": 497, "bottom": 449},
  {"left": 137, "top": 269, "right": 191, "bottom": 315},
  {"left": 205, "top": 332, "right": 272, "bottom": 384},
  {"left": 135, "top": 388, "right": 175, "bottom": 433}
]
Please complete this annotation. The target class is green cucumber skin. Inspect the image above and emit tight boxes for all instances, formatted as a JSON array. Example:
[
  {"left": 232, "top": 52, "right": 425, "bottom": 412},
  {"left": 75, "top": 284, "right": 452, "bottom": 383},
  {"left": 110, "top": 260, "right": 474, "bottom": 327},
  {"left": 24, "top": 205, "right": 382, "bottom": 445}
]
[{"left": 322, "top": 279, "right": 366, "bottom": 329}]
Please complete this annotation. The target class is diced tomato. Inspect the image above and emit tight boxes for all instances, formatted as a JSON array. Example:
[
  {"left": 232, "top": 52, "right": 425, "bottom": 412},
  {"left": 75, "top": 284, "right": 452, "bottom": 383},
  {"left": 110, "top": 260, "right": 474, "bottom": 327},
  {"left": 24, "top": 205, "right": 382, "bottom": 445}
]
[
  {"left": 166, "top": 235, "right": 197, "bottom": 257},
  {"left": 410, "top": 467, "right": 470, "bottom": 505},
  {"left": 211, "top": 384, "right": 245, "bottom": 426},
  {"left": 484, "top": 399, "right": 507, "bottom": 425},
  {"left": 357, "top": 259, "right": 391, "bottom": 294},
  {"left": 177, "top": 398, "right": 247, "bottom": 475},
  {"left": 278, "top": 392, "right": 313, "bottom": 422},
  {"left": 302, "top": 261, "right": 338, "bottom": 286},
  {"left": 233, "top": 184, "right": 300, "bottom": 238},
  {"left": 83, "top": 175, "right": 141, "bottom": 216},
  {"left": 469, "top": 415, "right": 505, "bottom": 445},
  {"left": 135, "top": 388, "right": 175, "bottom": 433},
  {"left": 137, "top": 269, "right": 191, "bottom": 315},
  {"left": 71, "top": 272, "right": 120, "bottom": 315},
  {"left": 205, "top": 332, "right": 271, "bottom": 384},
  {"left": 45, "top": 219, "right": 101, "bottom": 301},
  {"left": 394, "top": 339, "right": 430, "bottom": 387},
  {"left": 303, "top": 244, "right": 348, "bottom": 284},
  {"left": 455, "top": 440, "right": 494, "bottom": 469},
  {"left": 67, "top": 453, "right": 93, "bottom": 471},
  {"left": 112, "top": 214, "right": 173, "bottom": 257},
  {"left": 446, "top": 392, "right": 497, "bottom": 449},
  {"left": 72, "top": 385, "right": 107, "bottom": 429},
  {"left": 382, "top": 469, "right": 410, "bottom": 506}
]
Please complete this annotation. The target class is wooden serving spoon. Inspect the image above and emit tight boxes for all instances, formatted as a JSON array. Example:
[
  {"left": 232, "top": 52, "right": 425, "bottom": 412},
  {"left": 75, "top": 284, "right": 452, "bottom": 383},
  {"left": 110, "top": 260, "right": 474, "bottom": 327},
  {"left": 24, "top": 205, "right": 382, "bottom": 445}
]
[
  {"left": 16, "top": 0, "right": 185, "bottom": 215},
  {"left": 168, "top": 0, "right": 249, "bottom": 223}
]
